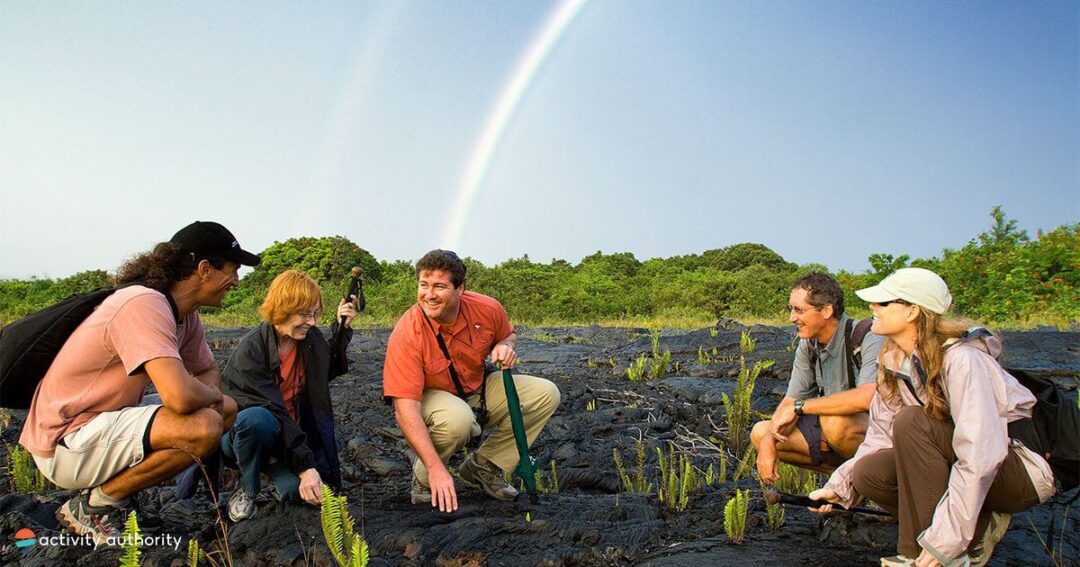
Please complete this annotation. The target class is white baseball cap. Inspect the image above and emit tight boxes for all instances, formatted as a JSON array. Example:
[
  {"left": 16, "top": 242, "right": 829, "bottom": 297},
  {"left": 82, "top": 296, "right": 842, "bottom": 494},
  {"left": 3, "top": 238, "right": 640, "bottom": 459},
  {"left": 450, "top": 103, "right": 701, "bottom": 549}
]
[{"left": 855, "top": 268, "right": 953, "bottom": 315}]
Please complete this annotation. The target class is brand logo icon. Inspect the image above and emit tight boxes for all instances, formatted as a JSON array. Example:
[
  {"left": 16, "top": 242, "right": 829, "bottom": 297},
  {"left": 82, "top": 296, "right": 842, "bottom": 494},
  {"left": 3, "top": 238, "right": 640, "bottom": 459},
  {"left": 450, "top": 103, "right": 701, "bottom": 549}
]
[{"left": 15, "top": 528, "right": 36, "bottom": 548}]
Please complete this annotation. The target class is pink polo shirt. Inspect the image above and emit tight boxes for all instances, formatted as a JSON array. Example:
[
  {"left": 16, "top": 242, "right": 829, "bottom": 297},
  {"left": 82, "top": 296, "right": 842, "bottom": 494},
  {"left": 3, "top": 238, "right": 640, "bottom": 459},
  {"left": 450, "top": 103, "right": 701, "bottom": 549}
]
[{"left": 20, "top": 286, "right": 215, "bottom": 457}]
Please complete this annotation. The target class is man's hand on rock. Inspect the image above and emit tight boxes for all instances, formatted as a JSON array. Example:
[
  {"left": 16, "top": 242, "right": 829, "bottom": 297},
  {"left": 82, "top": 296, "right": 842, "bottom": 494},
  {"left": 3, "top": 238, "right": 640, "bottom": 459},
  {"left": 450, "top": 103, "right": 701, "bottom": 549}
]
[{"left": 427, "top": 463, "right": 458, "bottom": 513}]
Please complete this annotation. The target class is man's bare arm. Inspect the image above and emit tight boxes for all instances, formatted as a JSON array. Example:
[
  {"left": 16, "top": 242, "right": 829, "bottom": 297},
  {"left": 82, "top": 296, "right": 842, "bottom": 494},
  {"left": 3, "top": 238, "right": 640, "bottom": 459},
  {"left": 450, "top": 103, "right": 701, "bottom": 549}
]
[
  {"left": 800, "top": 383, "right": 875, "bottom": 416},
  {"left": 145, "top": 358, "right": 222, "bottom": 414},
  {"left": 393, "top": 397, "right": 458, "bottom": 512}
]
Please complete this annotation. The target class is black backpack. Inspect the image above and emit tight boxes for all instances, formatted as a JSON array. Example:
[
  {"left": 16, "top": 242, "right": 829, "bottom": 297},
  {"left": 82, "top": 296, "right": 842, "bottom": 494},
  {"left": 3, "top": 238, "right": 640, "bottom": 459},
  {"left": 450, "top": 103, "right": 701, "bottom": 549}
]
[
  {"left": 1005, "top": 368, "right": 1080, "bottom": 494},
  {"left": 957, "top": 328, "right": 1079, "bottom": 495},
  {"left": 0, "top": 287, "right": 119, "bottom": 409},
  {"left": 809, "top": 317, "right": 874, "bottom": 396}
]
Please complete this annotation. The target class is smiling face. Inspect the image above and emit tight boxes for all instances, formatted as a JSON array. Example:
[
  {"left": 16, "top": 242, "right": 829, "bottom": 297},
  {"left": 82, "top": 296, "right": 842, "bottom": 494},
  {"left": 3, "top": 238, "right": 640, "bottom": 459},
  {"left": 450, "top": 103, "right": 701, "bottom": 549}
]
[
  {"left": 789, "top": 287, "right": 836, "bottom": 343},
  {"left": 199, "top": 260, "right": 240, "bottom": 308},
  {"left": 275, "top": 301, "right": 322, "bottom": 342},
  {"left": 417, "top": 269, "right": 463, "bottom": 325},
  {"left": 868, "top": 300, "right": 917, "bottom": 339}
]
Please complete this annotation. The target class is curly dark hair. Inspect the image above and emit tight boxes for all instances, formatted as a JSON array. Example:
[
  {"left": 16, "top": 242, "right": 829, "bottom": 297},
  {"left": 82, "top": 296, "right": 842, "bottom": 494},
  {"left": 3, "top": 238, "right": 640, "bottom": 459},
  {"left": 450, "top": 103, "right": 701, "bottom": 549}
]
[
  {"left": 791, "top": 272, "right": 845, "bottom": 318},
  {"left": 415, "top": 249, "right": 466, "bottom": 288},
  {"left": 114, "top": 242, "right": 226, "bottom": 292}
]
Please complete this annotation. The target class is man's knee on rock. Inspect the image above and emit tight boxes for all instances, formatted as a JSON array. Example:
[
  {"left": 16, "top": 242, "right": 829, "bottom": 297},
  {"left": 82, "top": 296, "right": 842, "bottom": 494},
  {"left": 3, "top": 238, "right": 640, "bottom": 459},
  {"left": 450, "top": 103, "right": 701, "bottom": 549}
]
[
  {"left": 750, "top": 420, "right": 771, "bottom": 446},
  {"left": 539, "top": 381, "right": 561, "bottom": 416}
]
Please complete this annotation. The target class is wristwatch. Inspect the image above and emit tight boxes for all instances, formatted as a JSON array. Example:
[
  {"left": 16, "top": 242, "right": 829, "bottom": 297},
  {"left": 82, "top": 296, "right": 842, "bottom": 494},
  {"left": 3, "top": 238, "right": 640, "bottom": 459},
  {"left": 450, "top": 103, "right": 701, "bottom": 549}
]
[{"left": 793, "top": 399, "right": 805, "bottom": 417}]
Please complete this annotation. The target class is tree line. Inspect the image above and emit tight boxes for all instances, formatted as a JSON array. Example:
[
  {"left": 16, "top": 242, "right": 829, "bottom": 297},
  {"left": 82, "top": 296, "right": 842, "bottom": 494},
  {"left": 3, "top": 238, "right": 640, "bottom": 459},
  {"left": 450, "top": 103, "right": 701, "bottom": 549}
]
[{"left": 1, "top": 208, "right": 1076, "bottom": 328}]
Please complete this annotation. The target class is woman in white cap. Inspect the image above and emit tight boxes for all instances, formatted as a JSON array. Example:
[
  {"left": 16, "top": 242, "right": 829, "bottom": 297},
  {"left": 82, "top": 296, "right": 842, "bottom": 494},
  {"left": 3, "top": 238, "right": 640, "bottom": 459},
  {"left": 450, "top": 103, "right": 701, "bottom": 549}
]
[{"left": 807, "top": 268, "right": 1054, "bottom": 567}]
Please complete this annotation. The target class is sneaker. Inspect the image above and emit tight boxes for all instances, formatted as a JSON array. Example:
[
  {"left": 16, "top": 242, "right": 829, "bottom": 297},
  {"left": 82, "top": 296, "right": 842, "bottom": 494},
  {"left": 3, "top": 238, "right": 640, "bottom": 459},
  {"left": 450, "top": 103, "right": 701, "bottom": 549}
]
[
  {"left": 879, "top": 555, "right": 915, "bottom": 567},
  {"left": 227, "top": 489, "right": 255, "bottom": 522},
  {"left": 970, "top": 511, "right": 1011, "bottom": 566},
  {"left": 410, "top": 475, "right": 432, "bottom": 505},
  {"left": 458, "top": 453, "right": 518, "bottom": 502},
  {"left": 55, "top": 490, "right": 126, "bottom": 547}
]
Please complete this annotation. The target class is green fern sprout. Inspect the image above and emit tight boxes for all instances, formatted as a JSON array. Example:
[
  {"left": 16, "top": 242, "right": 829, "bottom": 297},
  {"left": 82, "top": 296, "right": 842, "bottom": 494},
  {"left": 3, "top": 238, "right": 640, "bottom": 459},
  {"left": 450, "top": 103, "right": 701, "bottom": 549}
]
[
  {"left": 6, "top": 443, "right": 51, "bottom": 493},
  {"left": 187, "top": 539, "right": 205, "bottom": 566},
  {"left": 723, "top": 331, "right": 775, "bottom": 452},
  {"left": 709, "top": 328, "right": 719, "bottom": 338},
  {"left": 775, "top": 461, "right": 820, "bottom": 497},
  {"left": 650, "top": 349, "right": 671, "bottom": 379},
  {"left": 633, "top": 440, "right": 652, "bottom": 493},
  {"left": 119, "top": 511, "right": 141, "bottom": 567},
  {"left": 549, "top": 459, "right": 559, "bottom": 494},
  {"left": 626, "top": 354, "right": 648, "bottom": 381},
  {"left": 613, "top": 441, "right": 653, "bottom": 494},
  {"left": 724, "top": 488, "right": 750, "bottom": 544},
  {"left": 586, "top": 399, "right": 596, "bottom": 411},
  {"left": 656, "top": 443, "right": 695, "bottom": 512},
  {"left": 718, "top": 447, "right": 729, "bottom": 484},
  {"left": 732, "top": 444, "right": 756, "bottom": 482},
  {"left": 762, "top": 479, "right": 786, "bottom": 530},
  {"left": 705, "top": 463, "right": 715, "bottom": 485},
  {"left": 612, "top": 447, "right": 633, "bottom": 492},
  {"left": 321, "top": 485, "right": 369, "bottom": 567}
]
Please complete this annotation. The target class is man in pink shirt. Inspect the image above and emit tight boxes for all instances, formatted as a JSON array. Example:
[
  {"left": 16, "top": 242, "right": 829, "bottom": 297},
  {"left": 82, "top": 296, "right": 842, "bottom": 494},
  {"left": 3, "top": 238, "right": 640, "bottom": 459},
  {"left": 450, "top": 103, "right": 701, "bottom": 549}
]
[{"left": 19, "top": 221, "right": 259, "bottom": 546}]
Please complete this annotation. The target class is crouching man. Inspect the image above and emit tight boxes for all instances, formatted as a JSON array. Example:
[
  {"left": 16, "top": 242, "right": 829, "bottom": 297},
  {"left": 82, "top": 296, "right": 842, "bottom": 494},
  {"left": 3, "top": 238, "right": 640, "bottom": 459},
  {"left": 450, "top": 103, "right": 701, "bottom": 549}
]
[
  {"left": 382, "top": 250, "right": 561, "bottom": 512},
  {"left": 19, "top": 221, "right": 258, "bottom": 545},
  {"left": 752, "top": 272, "right": 884, "bottom": 482}
]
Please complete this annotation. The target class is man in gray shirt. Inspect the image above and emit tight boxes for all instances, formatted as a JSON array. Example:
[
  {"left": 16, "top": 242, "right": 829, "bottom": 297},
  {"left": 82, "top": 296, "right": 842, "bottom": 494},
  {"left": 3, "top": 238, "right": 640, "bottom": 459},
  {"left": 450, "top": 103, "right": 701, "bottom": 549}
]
[{"left": 752, "top": 272, "right": 884, "bottom": 483}]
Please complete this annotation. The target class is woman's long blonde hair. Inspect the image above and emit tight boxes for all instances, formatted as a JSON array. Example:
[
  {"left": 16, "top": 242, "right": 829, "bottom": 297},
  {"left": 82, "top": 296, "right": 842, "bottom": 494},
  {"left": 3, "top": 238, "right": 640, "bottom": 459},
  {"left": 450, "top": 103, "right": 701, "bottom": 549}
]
[{"left": 877, "top": 308, "right": 969, "bottom": 420}]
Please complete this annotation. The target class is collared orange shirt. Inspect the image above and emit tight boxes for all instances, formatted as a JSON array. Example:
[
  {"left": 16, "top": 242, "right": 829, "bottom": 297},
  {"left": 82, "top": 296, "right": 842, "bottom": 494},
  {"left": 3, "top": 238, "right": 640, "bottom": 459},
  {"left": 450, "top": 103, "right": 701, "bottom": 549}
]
[{"left": 383, "top": 291, "right": 514, "bottom": 401}]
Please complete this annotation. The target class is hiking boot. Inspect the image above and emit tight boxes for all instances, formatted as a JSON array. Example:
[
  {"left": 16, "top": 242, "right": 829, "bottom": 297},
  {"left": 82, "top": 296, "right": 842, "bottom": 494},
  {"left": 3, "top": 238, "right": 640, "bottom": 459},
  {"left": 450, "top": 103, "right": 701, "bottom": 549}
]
[
  {"left": 879, "top": 555, "right": 915, "bottom": 567},
  {"left": 970, "top": 511, "right": 1011, "bottom": 566},
  {"left": 458, "top": 453, "right": 518, "bottom": 502},
  {"left": 410, "top": 475, "right": 432, "bottom": 505},
  {"left": 227, "top": 489, "right": 255, "bottom": 522},
  {"left": 55, "top": 490, "right": 126, "bottom": 547}
]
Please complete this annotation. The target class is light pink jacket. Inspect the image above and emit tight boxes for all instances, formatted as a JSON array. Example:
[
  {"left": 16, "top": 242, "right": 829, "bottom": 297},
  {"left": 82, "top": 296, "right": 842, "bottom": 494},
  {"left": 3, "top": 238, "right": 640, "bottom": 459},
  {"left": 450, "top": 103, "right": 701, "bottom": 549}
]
[{"left": 825, "top": 332, "right": 1054, "bottom": 560}]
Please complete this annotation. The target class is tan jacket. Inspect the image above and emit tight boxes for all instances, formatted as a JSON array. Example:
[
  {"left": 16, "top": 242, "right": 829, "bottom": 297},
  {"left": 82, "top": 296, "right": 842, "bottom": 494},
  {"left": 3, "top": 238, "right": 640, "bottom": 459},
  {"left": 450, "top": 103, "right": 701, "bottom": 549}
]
[{"left": 825, "top": 332, "right": 1054, "bottom": 560}]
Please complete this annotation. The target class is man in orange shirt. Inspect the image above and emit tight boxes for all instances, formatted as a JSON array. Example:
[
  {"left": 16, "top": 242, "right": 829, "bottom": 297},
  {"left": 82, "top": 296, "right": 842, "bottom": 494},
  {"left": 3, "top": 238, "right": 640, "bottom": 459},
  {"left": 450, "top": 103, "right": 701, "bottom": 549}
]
[{"left": 383, "top": 250, "right": 561, "bottom": 512}]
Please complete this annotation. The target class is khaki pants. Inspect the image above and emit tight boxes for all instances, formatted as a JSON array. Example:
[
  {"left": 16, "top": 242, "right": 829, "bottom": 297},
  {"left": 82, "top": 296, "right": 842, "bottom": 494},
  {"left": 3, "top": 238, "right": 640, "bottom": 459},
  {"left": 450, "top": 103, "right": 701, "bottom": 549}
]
[
  {"left": 850, "top": 406, "right": 1039, "bottom": 558},
  {"left": 413, "top": 372, "right": 560, "bottom": 484}
]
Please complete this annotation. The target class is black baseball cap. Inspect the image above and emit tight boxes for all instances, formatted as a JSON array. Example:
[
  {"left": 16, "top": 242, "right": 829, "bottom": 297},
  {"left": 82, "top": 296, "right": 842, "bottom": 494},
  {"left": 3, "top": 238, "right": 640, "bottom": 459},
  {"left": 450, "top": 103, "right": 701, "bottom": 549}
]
[{"left": 170, "top": 221, "right": 261, "bottom": 266}]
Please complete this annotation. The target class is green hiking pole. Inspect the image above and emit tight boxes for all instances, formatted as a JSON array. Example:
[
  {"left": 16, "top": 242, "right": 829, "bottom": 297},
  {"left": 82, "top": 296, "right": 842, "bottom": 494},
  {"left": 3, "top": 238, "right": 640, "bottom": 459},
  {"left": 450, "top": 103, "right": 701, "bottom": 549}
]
[{"left": 502, "top": 367, "right": 539, "bottom": 503}]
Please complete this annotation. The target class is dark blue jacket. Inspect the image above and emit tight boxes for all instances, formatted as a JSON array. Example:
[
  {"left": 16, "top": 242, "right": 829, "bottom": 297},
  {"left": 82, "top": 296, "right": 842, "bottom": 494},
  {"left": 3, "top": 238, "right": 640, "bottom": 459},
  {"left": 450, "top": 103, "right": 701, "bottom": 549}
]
[{"left": 221, "top": 322, "right": 351, "bottom": 488}]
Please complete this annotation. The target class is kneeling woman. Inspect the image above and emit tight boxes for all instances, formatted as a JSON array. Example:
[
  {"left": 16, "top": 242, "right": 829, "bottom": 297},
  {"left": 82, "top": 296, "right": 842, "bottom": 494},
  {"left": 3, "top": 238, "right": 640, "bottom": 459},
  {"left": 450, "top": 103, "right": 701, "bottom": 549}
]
[
  {"left": 810, "top": 268, "right": 1054, "bottom": 566},
  {"left": 221, "top": 270, "right": 357, "bottom": 521}
]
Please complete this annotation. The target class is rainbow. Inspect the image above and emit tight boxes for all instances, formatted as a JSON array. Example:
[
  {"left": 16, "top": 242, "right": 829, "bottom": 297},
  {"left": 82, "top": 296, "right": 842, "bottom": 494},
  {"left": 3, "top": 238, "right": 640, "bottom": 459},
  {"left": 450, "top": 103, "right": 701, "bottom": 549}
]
[{"left": 441, "top": 0, "right": 590, "bottom": 250}]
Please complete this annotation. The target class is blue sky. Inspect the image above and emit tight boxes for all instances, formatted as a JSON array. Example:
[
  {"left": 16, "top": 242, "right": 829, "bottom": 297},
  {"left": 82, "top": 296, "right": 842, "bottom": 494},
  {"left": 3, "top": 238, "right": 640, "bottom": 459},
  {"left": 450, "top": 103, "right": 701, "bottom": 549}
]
[{"left": 1, "top": 1, "right": 1077, "bottom": 279}]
